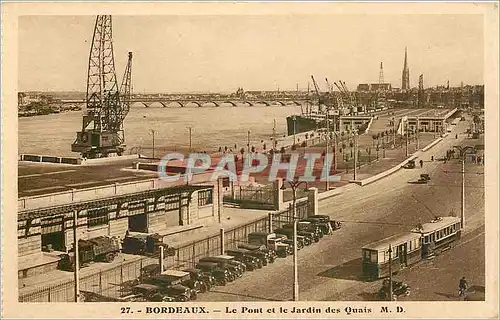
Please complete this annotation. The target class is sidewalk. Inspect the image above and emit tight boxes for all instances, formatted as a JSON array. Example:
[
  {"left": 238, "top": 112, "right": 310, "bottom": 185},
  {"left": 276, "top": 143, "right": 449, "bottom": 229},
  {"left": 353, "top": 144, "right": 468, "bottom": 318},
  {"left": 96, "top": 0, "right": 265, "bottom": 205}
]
[{"left": 166, "top": 207, "right": 270, "bottom": 247}]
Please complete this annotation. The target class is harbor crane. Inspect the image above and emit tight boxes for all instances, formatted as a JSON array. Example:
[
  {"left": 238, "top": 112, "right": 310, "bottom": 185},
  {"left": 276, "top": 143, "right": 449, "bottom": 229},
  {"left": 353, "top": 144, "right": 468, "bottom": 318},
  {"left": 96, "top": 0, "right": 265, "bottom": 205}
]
[
  {"left": 310, "top": 75, "right": 327, "bottom": 113},
  {"left": 71, "top": 15, "right": 133, "bottom": 159}
]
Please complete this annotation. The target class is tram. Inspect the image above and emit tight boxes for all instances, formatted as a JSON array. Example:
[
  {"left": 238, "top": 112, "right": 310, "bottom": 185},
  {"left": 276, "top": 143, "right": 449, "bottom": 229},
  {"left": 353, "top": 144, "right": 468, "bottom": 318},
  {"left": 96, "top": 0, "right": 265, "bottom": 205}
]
[{"left": 362, "top": 216, "right": 462, "bottom": 280}]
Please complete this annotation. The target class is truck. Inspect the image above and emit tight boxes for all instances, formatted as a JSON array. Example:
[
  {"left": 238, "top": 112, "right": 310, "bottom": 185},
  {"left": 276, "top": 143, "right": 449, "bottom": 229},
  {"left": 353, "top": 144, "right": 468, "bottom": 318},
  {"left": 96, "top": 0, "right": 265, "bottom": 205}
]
[
  {"left": 59, "top": 236, "right": 120, "bottom": 271},
  {"left": 122, "top": 232, "right": 176, "bottom": 256}
]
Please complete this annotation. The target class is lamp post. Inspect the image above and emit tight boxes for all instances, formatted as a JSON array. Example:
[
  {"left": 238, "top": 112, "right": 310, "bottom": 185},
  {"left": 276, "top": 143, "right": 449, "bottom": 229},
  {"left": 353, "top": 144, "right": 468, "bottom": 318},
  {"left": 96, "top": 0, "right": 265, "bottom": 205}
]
[
  {"left": 388, "top": 244, "right": 393, "bottom": 301},
  {"left": 280, "top": 179, "right": 307, "bottom": 301},
  {"left": 452, "top": 145, "right": 475, "bottom": 229},
  {"left": 187, "top": 126, "right": 193, "bottom": 153},
  {"left": 149, "top": 129, "right": 156, "bottom": 159},
  {"left": 325, "top": 106, "right": 331, "bottom": 191},
  {"left": 247, "top": 130, "right": 251, "bottom": 153},
  {"left": 293, "top": 116, "right": 297, "bottom": 146}
]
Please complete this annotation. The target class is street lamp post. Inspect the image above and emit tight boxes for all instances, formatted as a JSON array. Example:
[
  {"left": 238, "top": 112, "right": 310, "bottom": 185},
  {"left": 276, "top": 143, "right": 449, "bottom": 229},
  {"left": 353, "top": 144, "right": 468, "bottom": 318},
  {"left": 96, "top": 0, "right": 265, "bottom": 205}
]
[
  {"left": 326, "top": 107, "right": 331, "bottom": 191},
  {"left": 187, "top": 126, "right": 193, "bottom": 153},
  {"left": 453, "top": 145, "right": 475, "bottom": 229},
  {"left": 281, "top": 179, "right": 307, "bottom": 301},
  {"left": 293, "top": 116, "right": 297, "bottom": 146},
  {"left": 247, "top": 130, "right": 251, "bottom": 153},
  {"left": 388, "top": 244, "right": 393, "bottom": 301},
  {"left": 149, "top": 129, "right": 156, "bottom": 159}
]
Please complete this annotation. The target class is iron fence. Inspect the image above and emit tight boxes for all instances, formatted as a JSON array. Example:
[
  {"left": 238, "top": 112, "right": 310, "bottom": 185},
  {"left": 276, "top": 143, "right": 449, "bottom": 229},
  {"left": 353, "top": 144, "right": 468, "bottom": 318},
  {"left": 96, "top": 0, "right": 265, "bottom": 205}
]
[
  {"left": 19, "top": 200, "right": 310, "bottom": 302},
  {"left": 224, "top": 185, "right": 274, "bottom": 204}
]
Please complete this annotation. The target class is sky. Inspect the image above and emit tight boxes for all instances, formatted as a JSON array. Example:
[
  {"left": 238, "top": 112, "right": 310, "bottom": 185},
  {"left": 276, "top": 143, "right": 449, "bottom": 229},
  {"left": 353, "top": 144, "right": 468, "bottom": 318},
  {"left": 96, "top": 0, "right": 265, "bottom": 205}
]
[{"left": 18, "top": 14, "right": 484, "bottom": 93}]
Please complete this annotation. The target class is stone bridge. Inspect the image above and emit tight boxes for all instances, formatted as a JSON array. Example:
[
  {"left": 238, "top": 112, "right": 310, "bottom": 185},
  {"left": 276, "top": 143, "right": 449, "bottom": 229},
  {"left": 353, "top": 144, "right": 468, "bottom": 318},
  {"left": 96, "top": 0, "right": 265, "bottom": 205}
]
[{"left": 52, "top": 97, "right": 308, "bottom": 109}]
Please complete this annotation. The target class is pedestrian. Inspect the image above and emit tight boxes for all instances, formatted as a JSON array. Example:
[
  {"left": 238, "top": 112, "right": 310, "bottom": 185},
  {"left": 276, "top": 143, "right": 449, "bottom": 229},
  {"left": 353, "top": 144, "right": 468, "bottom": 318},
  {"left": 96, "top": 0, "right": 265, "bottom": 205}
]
[
  {"left": 459, "top": 277, "right": 468, "bottom": 297},
  {"left": 419, "top": 159, "right": 423, "bottom": 168},
  {"left": 431, "top": 156, "right": 434, "bottom": 161}
]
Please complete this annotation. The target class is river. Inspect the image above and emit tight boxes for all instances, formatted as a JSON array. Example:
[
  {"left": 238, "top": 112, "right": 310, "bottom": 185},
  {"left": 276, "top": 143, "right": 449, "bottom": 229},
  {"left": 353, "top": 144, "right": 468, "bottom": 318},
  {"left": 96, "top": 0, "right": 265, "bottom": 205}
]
[{"left": 18, "top": 105, "right": 303, "bottom": 157}]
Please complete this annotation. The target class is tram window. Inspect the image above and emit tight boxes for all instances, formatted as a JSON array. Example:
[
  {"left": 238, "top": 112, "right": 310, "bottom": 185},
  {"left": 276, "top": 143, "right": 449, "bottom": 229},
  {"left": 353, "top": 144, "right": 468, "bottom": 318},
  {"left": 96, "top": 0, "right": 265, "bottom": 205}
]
[
  {"left": 370, "top": 251, "right": 378, "bottom": 263},
  {"left": 424, "top": 235, "right": 429, "bottom": 243},
  {"left": 409, "top": 241, "right": 412, "bottom": 251}
]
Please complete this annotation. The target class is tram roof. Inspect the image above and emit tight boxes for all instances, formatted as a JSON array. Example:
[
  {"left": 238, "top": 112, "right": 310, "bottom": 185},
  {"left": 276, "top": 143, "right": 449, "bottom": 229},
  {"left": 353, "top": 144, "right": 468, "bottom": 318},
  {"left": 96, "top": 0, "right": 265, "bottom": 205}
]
[
  {"left": 410, "top": 216, "right": 460, "bottom": 235},
  {"left": 362, "top": 232, "right": 421, "bottom": 252}
]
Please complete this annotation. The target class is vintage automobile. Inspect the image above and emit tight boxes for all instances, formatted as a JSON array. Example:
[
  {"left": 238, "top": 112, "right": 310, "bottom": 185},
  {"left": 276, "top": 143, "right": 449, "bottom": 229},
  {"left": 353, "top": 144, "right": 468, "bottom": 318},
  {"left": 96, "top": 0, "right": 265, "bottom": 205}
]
[
  {"left": 146, "top": 270, "right": 200, "bottom": 298},
  {"left": 274, "top": 229, "right": 309, "bottom": 247},
  {"left": 225, "top": 249, "right": 262, "bottom": 270},
  {"left": 198, "top": 256, "right": 245, "bottom": 276},
  {"left": 300, "top": 218, "right": 332, "bottom": 235},
  {"left": 59, "top": 236, "right": 120, "bottom": 271},
  {"left": 130, "top": 283, "right": 176, "bottom": 302},
  {"left": 310, "top": 215, "right": 342, "bottom": 231},
  {"left": 195, "top": 261, "right": 234, "bottom": 285},
  {"left": 402, "top": 159, "right": 416, "bottom": 169},
  {"left": 182, "top": 268, "right": 215, "bottom": 292},
  {"left": 377, "top": 279, "right": 411, "bottom": 301},
  {"left": 140, "top": 264, "right": 161, "bottom": 281},
  {"left": 291, "top": 221, "right": 324, "bottom": 239},
  {"left": 237, "top": 243, "right": 276, "bottom": 264},
  {"left": 279, "top": 225, "right": 319, "bottom": 243},
  {"left": 275, "top": 234, "right": 305, "bottom": 250},
  {"left": 163, "top": 284, "right": 197, "bottom": 302},
  {"left": 122, "top": 232, "right": 176, "bottom": 257},
  {"left": 420, "top": 173, "right": 431, "bottom": 181},
  {"left": 247, "top": 232, "right": 291, "bottom": 258}
]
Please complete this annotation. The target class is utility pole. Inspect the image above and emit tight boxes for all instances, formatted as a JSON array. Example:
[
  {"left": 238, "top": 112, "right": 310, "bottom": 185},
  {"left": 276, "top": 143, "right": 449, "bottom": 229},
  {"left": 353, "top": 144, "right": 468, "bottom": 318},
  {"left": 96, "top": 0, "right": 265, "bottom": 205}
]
[
  {"left": 150, "top": 129, "right": 156, "bottom": 159},
  {"left": 416, "top": 117, "right": 420, "bottom": 150},
  {"left": 187, "top": 126, "right": 192, "bottom": 153},
  {"left": 392, "top": 117, "right": 396, "bottom": 149},
  {"left": 353, "top": 132, "right": 358, "bottom": 180},
  {"left": 293, "top": 116, "right": 297, "bottom": 146},
  {"left": 461, "top": 157, "right": 465, "bottom": 229},
  {"left": 405, "top": 121, "right": 409, "bottom": 158},
  {"left": 325, "top": 107, "right": 330, "bottom": 191},
  {"left": 247, "top": 130, "right": 251, "bottom": 153},
  {"left": 388, "top": 244, "right": 393, "bottom": 301},
  {"left": 273, "top": 119, "right": 277, "bottom": 150},
  {"left": 73, "top": 210, "right": 80, "bottom": 302}
]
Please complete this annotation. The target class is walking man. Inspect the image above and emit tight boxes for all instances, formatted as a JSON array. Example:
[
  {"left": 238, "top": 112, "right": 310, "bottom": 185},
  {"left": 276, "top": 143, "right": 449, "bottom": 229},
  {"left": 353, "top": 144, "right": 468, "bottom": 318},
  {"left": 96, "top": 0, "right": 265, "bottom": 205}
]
[
  {"left": 419, "top": 159, "right": 423, "bottom": 168},
  {"left": 459, "top": 277, "right": 468, "bottom": 297}
]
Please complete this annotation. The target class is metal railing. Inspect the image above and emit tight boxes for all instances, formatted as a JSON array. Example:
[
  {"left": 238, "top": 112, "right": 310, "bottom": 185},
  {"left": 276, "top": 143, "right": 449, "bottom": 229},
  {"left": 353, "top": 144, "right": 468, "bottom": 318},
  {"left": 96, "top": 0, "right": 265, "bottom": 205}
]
[{"left": 19, "top": 200, "right": 310, "bottom": 302}]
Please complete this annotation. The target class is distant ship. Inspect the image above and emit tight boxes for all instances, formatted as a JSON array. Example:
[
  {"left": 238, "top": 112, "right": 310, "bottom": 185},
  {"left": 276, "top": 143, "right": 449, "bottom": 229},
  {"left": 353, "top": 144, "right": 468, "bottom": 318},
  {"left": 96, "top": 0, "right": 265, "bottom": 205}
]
[{"left": 286, "top": 102, "right": 344, "bottom": 136}]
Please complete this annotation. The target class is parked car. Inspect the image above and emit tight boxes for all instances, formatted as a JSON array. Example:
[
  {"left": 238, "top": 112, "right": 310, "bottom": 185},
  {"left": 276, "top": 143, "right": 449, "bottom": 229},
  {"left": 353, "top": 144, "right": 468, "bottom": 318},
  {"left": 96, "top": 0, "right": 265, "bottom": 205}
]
[
  {"left": 310, "top": 215, "right": 342, "bottom": 231},
  {"left": 247, "top": 232, "right": 291, "bottom": 258},
  {"left": 225, "top": 249, "right": 262, "bottom": 270},
  {"left": 146, "top": 270, "right": 199, "bottom": 299},
  {"left": 278, "top": 226, "right": 318, "bottom": 243},
  {"left": 130, "top": 283, "right": 176, "bottom": 302},
  {"left": 284, "top": 221, "right": 324, "bottom": 239},
  {"left": 182, "top": 268, "right": 215, "bottom": 292},
  {"left": 274, "top": 229, "right": 309, "bottom": 246},
  {"left": 198, "top": 257, "right": 244, "bottom": 278},
  {"left": 276, "top": 235, "right": 305, "bottom": 250},
  {"left": 300, "top": 218, "right": 332, "bottom": 235},
  {"left": 237, "top": 243, "right": 276, "bottom": 264},
  {"left": 195, "top": 261, "right": 234, "bottom": 285}
]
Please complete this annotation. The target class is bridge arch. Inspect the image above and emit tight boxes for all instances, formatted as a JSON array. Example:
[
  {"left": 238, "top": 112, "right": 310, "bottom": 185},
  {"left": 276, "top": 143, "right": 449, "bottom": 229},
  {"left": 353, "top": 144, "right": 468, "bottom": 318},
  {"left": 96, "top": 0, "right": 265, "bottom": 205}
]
[
  {"left": 207, "top": 101, "right": 220, "bottom": 107},
  {"left": 292, "top": 101, "right": 302, "bottom": 106},
  {"left": 256, "top": 101, "right": 270, "bottom": 106},
  {"left": 274, "top": 101, "right": 286, "bottom": 106},
  {"left": 172, "top": 101, "right": 185, "bottom": 108},
  {"left": 159, "top": 101, "right": 169, "bottom": 108},
  {"left": 242, "top": 101, "right": 253, "bottom": 107},
  {"left": 223, "top": 101, "right": 237, "bottom": 107},
  {"left": 185, "top": 101, "right": 202, "bottom": 108}
]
